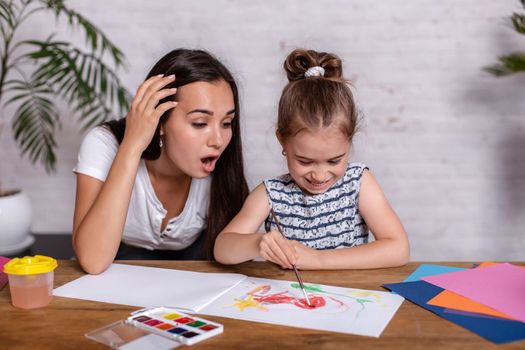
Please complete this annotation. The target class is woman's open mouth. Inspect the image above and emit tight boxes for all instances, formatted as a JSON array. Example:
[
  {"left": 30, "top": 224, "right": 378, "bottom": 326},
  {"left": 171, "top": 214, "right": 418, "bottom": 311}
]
[{"left": 201, "top": 156, "right": 218, "bottom": 173}]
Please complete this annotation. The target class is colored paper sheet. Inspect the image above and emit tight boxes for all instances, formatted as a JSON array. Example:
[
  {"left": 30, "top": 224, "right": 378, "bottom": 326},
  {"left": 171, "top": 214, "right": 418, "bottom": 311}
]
[
  {"left": 402, "top": 264, "right": 465, "bottom": 282},
  {"left": 443, "top": 308, "right": 512, "bottom": 320},
  {"left": 428, "top": 289, "right": 515, "bottom": 320},
  {"left": 401, "top": 264, "right": 512, "bottom": 319},
  {"left": 427, "top": 263, "right": 525, "bottom": 320},
  {"left": 422, "top": 263, "right": 525, "bottom": 323},
  {"left": 383, "top": 280, "right": 525, "bottom": 344},
  {"left": 0, "top": 256, "right": 10, "bottom": 290}
]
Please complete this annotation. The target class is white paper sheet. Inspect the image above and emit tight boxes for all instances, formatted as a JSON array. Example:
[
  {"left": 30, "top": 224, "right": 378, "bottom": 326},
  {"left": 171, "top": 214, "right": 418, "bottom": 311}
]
[
  {"left": 54, "top": 264, "right": 404, "bottom": 337},
  {"left": 199, "top": 277, "right": 404, "bottom": 337},
  {"left": 53, "top": 263, "right": 246, "bottom": 312}
]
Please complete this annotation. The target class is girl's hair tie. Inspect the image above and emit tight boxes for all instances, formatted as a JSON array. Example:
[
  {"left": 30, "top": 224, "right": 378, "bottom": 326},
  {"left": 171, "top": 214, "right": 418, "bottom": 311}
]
[{"left": 304, "top": 66, "right": 325, "bottom": 78}]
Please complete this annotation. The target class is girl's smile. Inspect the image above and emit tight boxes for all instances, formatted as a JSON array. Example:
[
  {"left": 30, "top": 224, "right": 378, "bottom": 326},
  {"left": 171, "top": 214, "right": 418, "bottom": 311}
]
[
  {"left": 305, "top": 177, "right": 332, "bottom": 191},
  {"left": 280, "top": 124, "right": 350, "bottom": 195}
]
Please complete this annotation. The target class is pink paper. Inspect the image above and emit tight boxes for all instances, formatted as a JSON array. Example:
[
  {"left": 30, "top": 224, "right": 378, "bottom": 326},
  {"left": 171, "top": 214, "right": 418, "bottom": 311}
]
[
  {"left": 422, "top": 263, "right": 525, "bottom": 323},
  {"left": 0, "top": 256, "right": 11, "bottom": 290}
]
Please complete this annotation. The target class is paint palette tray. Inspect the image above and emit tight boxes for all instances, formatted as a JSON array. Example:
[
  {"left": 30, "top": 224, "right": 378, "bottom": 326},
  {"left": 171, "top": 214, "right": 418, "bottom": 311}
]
[
  {"left": 85, "top": 307, "right": 223, "bottom": 348},
  {"left": 126, "top": 307, "right": 223, "bottom": 346}
]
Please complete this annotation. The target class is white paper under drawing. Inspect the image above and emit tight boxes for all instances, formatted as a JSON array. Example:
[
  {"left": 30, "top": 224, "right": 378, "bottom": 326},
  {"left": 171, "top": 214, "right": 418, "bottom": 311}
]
[
  {"left": 200, "top": 277, "right": 404, "bottom": 337},
  {"left": 54, "top": 264, "right": 404, "bottom": 337},
  {"left": 53, "top": 263, "right": 245, "bottom": 312}
]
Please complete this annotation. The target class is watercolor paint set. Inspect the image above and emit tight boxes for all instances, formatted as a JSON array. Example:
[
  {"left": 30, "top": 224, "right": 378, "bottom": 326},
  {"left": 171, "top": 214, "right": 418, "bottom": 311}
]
[
  {"left": 126, "top": 307, "right": 223, "bottom": 345},
  {"left": 85, "top": 307, "right": 223, "bottom": 348}
]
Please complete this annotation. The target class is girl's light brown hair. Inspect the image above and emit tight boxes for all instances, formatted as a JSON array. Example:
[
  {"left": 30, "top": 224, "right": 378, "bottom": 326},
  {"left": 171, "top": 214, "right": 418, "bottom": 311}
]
[{"left": 277, "top": 49, "right": 358, "bottom": 140}]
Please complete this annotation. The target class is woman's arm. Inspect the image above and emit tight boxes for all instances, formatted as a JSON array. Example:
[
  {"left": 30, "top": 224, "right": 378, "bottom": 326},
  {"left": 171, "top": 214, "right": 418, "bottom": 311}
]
[
  {"left": 72, "top": 75, "right": 177, "bottom": 274},
  {"left": 294, "top": 170, "right": 410, "bottom": 270},
  {"left": 72, "top": 147, "right": 142, "bottom": 274},
  {"left": 214, "top": 184, "right": 298, "bottom": 268}
]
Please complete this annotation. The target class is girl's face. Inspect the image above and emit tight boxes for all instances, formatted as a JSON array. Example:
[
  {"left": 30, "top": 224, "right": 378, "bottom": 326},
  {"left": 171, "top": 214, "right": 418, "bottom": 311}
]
[
  {"left": 280, "top": 124, "right": 350, "bottom": 195},
  {"left": 160, "top": 79, "right": 235, "bottom": 178}
]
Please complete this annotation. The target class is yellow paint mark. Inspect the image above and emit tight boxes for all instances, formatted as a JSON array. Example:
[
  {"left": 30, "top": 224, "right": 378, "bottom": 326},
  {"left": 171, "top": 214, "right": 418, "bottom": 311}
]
[{"left": 232, "top": 295, "right": 267, "bottom": 312}]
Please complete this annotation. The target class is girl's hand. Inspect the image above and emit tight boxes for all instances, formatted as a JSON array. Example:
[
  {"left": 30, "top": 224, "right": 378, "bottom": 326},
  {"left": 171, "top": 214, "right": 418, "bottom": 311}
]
[
  {"left": 258, "top": 230, "right": 298, "bottom": 269},
  {"left": 291, "top": 241, "right": 321, "bottom": 270},
  {"left": 122, "top": 75, "right": 178, "bottom": 153}
]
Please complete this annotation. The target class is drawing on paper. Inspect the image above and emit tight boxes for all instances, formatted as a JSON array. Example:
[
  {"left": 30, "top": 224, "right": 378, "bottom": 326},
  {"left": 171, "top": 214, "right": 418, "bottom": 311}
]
[
  {"left": 200, "top": 277, "right": 405, "bottom": 337},
  {"left": 231, "top": 281, "right": 386, "bottom": 319}
]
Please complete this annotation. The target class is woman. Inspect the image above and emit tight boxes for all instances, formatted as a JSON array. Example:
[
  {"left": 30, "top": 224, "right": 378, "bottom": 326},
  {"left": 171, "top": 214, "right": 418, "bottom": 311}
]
[{"left": 73, "top": 49, "right": 249, "bottom": 274}]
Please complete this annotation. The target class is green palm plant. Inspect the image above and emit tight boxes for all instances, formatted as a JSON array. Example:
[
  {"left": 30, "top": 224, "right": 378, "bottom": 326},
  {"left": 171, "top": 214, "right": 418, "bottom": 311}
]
[
  {"left": 0, "top": 0, "right": 130, "bottom": 175},
  {"left": 484, "top": 0, "right": 525, "bottom": 76}
]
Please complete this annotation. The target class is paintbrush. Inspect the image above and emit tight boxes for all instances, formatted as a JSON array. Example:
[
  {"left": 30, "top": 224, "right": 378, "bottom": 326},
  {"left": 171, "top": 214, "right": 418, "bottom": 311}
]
[{"left": 269, "top": 208, "right": 312, "bottom": 307}]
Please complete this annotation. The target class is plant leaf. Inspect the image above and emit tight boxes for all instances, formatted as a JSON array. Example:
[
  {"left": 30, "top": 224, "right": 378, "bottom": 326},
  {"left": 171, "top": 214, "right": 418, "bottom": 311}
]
[
  {"left": 38, "top": 0, "right": 125, "bottom": 67},
  {"left": 483, "top": 52, "right": 525, "bottom": 76},
  {"left": 7, "top": 79, "right": 60, "bottom": 173},
  {"left": 0, "top": 0, "right": 15, "bottom": 28},
  {"left": 24, "top": 39, "right": 131, "bottom": 130},
  {"left": 510, "top": 13, "right": 525, "bottom": 35},
  {"left": 1, "top": 1, "right": 130, "bottom": 171}
]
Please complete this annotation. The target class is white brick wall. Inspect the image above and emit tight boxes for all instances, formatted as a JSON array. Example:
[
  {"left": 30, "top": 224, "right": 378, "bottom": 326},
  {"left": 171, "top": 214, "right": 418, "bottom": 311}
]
[{"left": 1, "top": 0, "right": 524, "bottom": 261}]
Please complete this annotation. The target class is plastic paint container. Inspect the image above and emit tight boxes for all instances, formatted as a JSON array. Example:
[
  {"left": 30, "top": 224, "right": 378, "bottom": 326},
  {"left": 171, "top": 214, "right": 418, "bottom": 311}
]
[{"left": 3, "top": 255, "right": 58, "bottom": 309}]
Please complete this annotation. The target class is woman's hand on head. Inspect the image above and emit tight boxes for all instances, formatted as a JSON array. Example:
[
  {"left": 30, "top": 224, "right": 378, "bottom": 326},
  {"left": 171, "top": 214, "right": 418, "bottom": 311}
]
[
  {"left": 122, "top": 75, "right": 178, "bottom": 153},
  {"left": 258, "top": 230, "right": 298, "bottom": 269}
]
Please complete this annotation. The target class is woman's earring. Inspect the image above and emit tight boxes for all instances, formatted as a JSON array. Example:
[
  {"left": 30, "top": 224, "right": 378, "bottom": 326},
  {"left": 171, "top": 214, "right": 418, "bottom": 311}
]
[
  {"left": 159, "top": 138, "right": 163, "bottom": 148},
  {"left": 281, "top": 150, "right": 286, "bottom": 156}
]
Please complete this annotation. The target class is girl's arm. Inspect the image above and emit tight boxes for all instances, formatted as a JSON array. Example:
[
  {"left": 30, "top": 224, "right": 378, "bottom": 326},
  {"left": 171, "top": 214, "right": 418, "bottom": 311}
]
[
  {"left": 214, "top": 184, "right": 298, "bottom": 268},
  {"left": 295, "top": 170, "right": 410, "bottom": 270},
  {"left": 72, "top": 75, "right": 177, "bottom": 274}
]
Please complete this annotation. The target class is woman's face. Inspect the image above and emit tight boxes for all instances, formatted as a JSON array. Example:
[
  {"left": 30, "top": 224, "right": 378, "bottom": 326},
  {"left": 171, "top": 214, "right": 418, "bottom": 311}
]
[{"left": 160, "top": 79, "right": 235, "bottom": 178}]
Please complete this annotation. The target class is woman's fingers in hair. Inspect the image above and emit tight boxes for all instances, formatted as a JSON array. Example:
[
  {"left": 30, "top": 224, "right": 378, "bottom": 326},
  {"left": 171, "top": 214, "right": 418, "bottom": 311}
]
[
  {"left": 139, "top": 75, "right": 176, "bottom": 113},
  {"left": 152, "top": 100, "right": 178, "bottom": 121},
  {"left": 144, "top": 88, "right": 178, "bottom": 119},
  {"left": 133, "top": 74, "right": 176, "bottom": 113},
  {"left": 132, "top": 74, "right": 163, "bottom": 109}
]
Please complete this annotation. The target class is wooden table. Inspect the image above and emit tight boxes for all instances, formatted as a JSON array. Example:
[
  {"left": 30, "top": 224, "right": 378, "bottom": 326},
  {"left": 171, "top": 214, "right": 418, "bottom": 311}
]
[{"left": 1, "top": 261, "right": 523, "bottom": 349}]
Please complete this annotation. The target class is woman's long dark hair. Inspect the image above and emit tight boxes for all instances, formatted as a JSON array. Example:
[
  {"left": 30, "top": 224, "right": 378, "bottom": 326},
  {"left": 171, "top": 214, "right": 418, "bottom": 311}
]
[{"left": 104, "top": 49, "right": 249, "bottom": 259}]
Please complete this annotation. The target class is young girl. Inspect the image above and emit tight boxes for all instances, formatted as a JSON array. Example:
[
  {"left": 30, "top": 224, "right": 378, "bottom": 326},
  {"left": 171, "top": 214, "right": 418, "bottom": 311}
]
[
  {"left": 73, "top": 49, "right": 248, "bottom": 274},
  {"left": 214, "top": 49, "right": 409, "bottom": 270}
]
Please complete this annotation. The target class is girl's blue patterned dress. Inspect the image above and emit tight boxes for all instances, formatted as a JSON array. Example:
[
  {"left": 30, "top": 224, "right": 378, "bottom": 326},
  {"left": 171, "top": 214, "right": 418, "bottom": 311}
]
[{"left": 264, "top": 163, "right": 369, "bottom": 250}]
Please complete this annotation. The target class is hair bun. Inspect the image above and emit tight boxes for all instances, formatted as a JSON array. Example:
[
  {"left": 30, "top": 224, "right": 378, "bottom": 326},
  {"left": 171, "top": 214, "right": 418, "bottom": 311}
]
[{"left": 283, "top": 49, "right": 343, "bottom": 82}]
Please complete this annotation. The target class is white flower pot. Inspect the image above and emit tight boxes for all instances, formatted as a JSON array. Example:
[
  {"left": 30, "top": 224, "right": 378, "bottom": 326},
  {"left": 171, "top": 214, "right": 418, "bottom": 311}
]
[{"left": 0, "top": 190, "right": 34, "bottom": 255}]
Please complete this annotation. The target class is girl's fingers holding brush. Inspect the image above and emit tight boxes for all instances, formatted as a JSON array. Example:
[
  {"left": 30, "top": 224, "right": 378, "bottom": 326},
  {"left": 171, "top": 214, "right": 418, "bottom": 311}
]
[
  {"left": 261, "top": 249, "right": 287, "bottom": 269},
  {"left": 275, "top": 233, "right": 298, "bottom": 266},
  {"left": 260, "top": 231, "right": 293, "bottom": 268}
]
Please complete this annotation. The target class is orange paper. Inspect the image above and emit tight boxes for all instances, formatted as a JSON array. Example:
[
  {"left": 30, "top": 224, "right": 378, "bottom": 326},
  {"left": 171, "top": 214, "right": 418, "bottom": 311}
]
[{"left": 426, "top": 262, "right": 522, "bottom": 320}]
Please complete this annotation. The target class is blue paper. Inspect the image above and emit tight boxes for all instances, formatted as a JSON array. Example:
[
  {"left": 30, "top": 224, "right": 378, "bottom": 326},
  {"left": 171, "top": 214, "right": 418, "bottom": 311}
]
[
  {"left": 383, "top": 280, "right": 525, "bottom": 344},
  {"left": 403, "top": 264, "right": 465, "bottom": 282},
  {"left": 443, "top": 308, "right": 509, "bottom": 320}
]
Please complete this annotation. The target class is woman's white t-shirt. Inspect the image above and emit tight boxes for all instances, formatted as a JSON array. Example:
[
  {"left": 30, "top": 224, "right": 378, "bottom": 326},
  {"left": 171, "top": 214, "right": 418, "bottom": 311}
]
[{"left": 73, "top": 126, "right": 211, "bottom": 250}]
